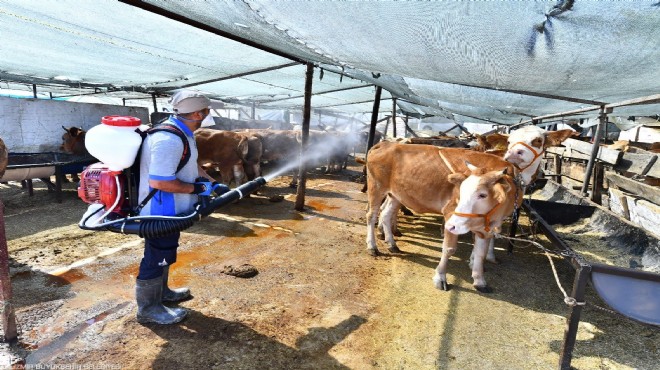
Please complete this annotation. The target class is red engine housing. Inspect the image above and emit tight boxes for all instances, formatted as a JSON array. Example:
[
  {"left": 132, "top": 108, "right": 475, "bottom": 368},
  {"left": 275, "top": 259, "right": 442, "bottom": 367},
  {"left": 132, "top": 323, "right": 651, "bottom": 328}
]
[{"left": 77, "top": 163, "right": 128, "bottom": 215}]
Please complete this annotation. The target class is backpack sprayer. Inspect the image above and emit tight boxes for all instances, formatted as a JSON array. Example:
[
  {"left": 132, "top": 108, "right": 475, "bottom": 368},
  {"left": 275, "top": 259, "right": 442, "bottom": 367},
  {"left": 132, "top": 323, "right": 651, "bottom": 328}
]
[{"left": 77, "top": 115, "right": 266, "bottom": 239}]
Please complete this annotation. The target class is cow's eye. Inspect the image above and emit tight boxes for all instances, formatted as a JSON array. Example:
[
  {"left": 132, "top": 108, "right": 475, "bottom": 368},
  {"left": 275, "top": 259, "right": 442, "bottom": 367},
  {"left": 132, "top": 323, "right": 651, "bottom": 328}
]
[{"left": 478, "top": 193, "right": 487, "bottom": 199}]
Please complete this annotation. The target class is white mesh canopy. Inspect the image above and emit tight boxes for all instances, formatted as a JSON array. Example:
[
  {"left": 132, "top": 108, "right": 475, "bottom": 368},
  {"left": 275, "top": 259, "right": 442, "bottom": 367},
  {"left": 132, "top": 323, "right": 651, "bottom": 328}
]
[{"left": 0, "top": 0, "right": 658, "bottom": 125}]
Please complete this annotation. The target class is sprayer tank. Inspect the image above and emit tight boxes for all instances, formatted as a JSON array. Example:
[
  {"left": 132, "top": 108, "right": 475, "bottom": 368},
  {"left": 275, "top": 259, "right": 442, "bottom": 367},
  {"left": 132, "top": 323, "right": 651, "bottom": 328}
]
[{"left": 85, "top": 115, "right": 144, "bottom": 171}]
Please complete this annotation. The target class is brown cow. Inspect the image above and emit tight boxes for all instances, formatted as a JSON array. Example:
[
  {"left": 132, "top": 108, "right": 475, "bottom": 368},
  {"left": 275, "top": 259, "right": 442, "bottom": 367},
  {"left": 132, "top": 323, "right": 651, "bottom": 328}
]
[
  {"left": 61, "top": 126, "right": 87, "bottom": 155},
  {"left": 365, "top": 142, "right": 522, "bottom": 292},
  {"left": 233, "top": 130, "right": 263, "bottom": 181},
  {"left": 0, "top": 137, "right": 8, "bottom": 180},
  {"left": 60, "top": 126, "right": 89, "bottom": 182},
  {"left": 195, "top": 129, "right": 248, "bottom": 186},
  {"left": 238, "top": 129, "right": 301, "bottom": 187}
]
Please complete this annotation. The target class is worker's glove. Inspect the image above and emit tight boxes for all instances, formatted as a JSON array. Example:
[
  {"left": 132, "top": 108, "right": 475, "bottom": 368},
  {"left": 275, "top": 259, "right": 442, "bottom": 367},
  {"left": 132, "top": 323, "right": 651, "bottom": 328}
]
[
  {"left": 191, "top": 180, "right": 214, "bottom": 196},
  {"left": 211, "top": 182, "right": 230, "bottom": 196}
]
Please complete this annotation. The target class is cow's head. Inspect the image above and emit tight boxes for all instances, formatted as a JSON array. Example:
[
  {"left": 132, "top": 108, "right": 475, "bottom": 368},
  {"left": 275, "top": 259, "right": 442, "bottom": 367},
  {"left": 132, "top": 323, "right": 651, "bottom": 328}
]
[
  {"left": 61, "top": 126, "right": 87, "bottom": 154},
  {"left": 445, "top": 163, "right": 511, "bottom": 236},
  {"left": 501, "top": 126, "right": 574, "bottom": 170}
]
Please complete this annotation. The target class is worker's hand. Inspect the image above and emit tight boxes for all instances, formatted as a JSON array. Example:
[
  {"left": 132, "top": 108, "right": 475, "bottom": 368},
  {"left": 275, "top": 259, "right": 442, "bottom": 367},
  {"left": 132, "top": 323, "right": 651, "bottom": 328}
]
[
  {"left": 191, "top": 181, "right": 214, "bottom": 196},
  {"left": 211, "top": 182, "right": 230, "bottom": 196}
]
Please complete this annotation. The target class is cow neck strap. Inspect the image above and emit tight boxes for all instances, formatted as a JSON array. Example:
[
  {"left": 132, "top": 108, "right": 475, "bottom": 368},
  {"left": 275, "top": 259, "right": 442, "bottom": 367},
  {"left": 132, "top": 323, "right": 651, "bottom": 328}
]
[
  {"left": 452, "top": 201, "right": 502, "bottom": 233},
  {"left": 438, "top": 150, "right": 456, "bottom": 173},
  {"left": 510, "top": 141, "right": 544, "bottom": 171}
]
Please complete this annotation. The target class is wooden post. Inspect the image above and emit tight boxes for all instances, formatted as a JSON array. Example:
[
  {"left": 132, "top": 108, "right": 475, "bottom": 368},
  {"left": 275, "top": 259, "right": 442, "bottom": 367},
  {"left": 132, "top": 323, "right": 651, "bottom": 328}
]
[
  {"left": 366, "top": 86, "right": 383, "bottom": 156},
  {"left": 554, "top": 154, "right": 563, "bottom": 185},
  {"left": 591, "top": 162, "right": 604, "bottom": 204},
  {"left": 32, "top": 84, "right": 37, "bottom": 98},
  {"left": 151, "top": 93, "right": 158, "bottom": 112},
  {"left": 0, "top": 201, "right": 18, "bottom": 342},
  {"left": 580, "top": 106, "right": 609, "bottom": 196},
  {"left": 294, "top": 63, "right": 314, "bottom": 211},
  {"left": 392, "top": 98, "right": 397, "bottom": 138}
]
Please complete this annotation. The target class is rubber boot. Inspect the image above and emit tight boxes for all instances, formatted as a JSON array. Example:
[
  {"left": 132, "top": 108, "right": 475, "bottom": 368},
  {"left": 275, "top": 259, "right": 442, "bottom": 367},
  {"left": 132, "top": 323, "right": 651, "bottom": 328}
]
[
  {"left": 162, "top": 266, "right": 191, "bottom": 302},
  {"left": 136, "top": 277, "right": 187, "bottom": 325}
]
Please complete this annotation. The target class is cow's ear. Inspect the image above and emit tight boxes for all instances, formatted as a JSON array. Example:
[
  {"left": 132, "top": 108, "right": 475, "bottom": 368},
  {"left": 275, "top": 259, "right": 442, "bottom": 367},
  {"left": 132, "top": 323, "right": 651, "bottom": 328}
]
[
  {"left": 485, "top": 133, "right": 509, "bottom": 150},
  {"left": 544, "top": 129, "right": 575, "bottom": 147},
  {"left": 62, "top": 126, "right": 69, "bottom": 132},
  {"left": 448, "top": 173, "right": 467, "bottom": 185}
]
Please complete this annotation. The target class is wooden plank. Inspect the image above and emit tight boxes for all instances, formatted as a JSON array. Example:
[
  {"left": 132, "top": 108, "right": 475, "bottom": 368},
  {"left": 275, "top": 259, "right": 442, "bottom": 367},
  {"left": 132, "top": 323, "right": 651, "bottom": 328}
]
[
  {"left": 562, "top": 138, "right": 621, "bottom": 165},
  {"left": 606, "top": 172, "right": 660, "bottom": 205},
  {"left": 547, "top": 146, "right": 590, "bottom": 161},
  {"left": 616, "top": 152, "right": 660, "bottom": 178}
]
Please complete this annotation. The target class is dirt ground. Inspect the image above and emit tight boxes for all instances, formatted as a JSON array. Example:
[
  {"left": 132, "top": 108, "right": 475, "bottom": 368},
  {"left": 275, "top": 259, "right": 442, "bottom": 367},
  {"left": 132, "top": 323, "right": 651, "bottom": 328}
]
[{"left": 0, "top": 160, "right": 657, "bottom": 370}]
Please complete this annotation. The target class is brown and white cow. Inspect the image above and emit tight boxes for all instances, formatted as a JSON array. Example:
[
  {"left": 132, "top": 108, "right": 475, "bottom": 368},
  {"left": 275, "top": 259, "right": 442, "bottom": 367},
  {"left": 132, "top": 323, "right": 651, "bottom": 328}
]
[
  {"left": 365, "top": 142, "right": 521, "bottom": 292},
  {"left": 0, "top": 137, "right": 8, "bottom": 180},
  {"left": 438, "top": 163, "right": 522, "bottom": 291},
  {"left": 195, "top": 128, "right": 249, "bottom": 186}
]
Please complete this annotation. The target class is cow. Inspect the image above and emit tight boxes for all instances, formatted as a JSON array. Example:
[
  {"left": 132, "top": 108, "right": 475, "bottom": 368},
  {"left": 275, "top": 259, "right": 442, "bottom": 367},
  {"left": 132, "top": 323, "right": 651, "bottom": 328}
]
[
  {"left": 60, "top": 126, "right": 89, "bottom": 181},
  {"left": 0, "top": 137, "right": 8, "bottom": 180},
  {"left": 299, "top": 130, "right": 357, "bottom": 174},
  {"left": 233, "top": 130, "right": 263, "bottom": 182},
  {"left": 365, "top": 142, "right": 522, "bottom": 292},
  {"left": 61, "top": 126, "right": 87, "bottom": 155},
  {"left": 237, "top": 129, "right": 301, "bottom": 187},
  {"left": 195, "top": 128, "right": 249, "bottom": 186},
  {"left": 377, "top": 126, "right": 574, "bottom": 263}
]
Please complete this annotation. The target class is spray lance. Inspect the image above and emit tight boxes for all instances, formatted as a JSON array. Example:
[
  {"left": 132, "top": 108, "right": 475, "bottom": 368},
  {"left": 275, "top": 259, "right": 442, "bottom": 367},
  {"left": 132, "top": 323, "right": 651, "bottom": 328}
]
[{"left": 76, "top": 115, "right": 266, "bottom": 238}]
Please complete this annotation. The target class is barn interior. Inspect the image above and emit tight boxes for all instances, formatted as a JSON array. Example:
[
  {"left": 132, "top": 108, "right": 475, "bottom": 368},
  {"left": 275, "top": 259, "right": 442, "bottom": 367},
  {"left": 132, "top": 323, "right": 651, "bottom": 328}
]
[{"left": 0, "top": 1, "right": 659, "bottom": 369}]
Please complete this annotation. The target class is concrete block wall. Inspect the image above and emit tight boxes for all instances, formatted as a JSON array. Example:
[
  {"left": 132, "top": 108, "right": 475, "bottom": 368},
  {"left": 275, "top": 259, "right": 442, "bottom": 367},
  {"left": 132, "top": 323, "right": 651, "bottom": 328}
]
[{"left": 0, "top": 97, "right": 149, "bottom": 153}]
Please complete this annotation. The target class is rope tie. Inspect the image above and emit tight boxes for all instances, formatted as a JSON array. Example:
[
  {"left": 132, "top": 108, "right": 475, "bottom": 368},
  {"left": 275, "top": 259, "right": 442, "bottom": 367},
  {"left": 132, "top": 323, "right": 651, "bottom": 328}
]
[{"left": 493, "top": 233, "right": 586, "bottom": 307}]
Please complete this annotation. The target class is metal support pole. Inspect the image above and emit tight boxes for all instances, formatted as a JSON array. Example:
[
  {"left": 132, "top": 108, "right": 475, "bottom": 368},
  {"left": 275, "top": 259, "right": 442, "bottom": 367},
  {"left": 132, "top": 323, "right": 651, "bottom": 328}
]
[
  {"left": 366, "top": 86, "right": 383, "bottom": 155},
  {"left": 0, "top": 201, "right": 18, "bottom": 342},
  {"left": 580, "top": 106, "right": 609, "bottom": 196},
  {"left": 251, "top": 102, "right": 256, "bottom": 120},
  {"left": 392, "top": 98, "right": 397, "bottom": 138},
  {"left": 32, "top": 84, "right": 37, "bottom": 98},
  {"left": 558, "top": 264, "right": 591, "bottom": 370},
  {"left": 295, "top": 63, "right": 314, "bottom": 211},
  {"left": 151, "top": 93, "right": 158, "bottom": 112}
]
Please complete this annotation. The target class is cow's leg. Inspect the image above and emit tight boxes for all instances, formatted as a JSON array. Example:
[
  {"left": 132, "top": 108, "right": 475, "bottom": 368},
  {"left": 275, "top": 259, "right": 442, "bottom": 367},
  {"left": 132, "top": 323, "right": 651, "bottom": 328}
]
[
  {"left": 433, "top": 232, "right": 458, "bottom": 291},
  {"left": 469, "top": 239, "right": 498, "bottom": 267},
  {"left": 232, "top": 164, "right": 245, "bottom": 186},
  {"left": 366, "top": 190, "right": 387, "bottom": 257},
  {"left": 380, "top": 197, "right": 401, "bottom": 253},
  {"left": 377, "top": 197, "right": 402, "bottom": 240},
  {"left": 471, "top": 236, "right": 493, "bottom": 293}
]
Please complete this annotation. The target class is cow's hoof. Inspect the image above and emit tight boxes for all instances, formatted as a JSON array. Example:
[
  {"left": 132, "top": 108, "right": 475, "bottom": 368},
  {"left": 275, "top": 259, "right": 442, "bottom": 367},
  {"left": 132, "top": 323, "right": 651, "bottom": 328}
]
[
  {"left": 388, "top": 246, "right": 402, "bottom": 253},
  {"left": 367, "top": 249, "right": 380, "bottom": 257},
  {"left": 475, "top": 285, "right": 493, "bottom": 293},
  {"left": 441, "top": 281, "right": 451, "bottom": 291},
  {"left": 393, "top": 230, "right": 402, "bottom": 237}
]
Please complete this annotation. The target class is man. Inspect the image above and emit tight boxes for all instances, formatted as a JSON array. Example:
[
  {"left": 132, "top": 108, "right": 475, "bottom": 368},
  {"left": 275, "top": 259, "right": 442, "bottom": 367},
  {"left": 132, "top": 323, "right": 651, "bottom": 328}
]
[{"left": 135, "top": 90, "right": 224, "bottom": 325}]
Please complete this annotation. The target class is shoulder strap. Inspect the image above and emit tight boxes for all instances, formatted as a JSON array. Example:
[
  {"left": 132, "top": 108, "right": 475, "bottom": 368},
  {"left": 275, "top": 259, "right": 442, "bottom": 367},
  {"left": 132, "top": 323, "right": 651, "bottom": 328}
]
[
  {"left": 132, "top": 124, "right": 192, "bottom": 215},
  {"left": 146, "top": 124, "right": 191, "bottom": 173}
]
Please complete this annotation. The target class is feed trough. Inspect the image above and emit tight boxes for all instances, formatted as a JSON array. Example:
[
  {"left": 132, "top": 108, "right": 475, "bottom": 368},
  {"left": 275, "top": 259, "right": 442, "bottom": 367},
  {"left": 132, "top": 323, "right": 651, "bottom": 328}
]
[
  {"left": 522, "top": 180, "right": 659, "bottom": 369},
  {"left": 0, "top": 152, "right": 97, "bottom": 202}
]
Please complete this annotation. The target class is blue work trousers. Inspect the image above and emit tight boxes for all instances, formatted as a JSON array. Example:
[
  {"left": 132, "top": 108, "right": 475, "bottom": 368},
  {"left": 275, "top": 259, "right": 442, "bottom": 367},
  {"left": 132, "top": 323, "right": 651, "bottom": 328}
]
[{"left": 137, "top": 232, "right": 180, "bottom": 280}]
